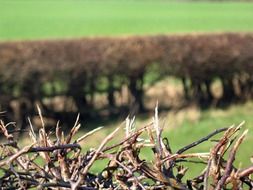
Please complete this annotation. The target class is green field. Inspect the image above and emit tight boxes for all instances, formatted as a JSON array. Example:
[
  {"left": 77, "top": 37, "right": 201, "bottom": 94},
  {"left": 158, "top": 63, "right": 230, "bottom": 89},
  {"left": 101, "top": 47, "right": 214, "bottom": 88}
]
[{"left": 1, "top": 0, "right": 253, "bottom": 41}]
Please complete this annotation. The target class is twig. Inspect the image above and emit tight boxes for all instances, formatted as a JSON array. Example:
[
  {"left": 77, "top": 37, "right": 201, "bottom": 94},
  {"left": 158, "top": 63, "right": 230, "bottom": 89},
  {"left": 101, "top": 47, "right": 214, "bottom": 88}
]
[
  {"left": 177, "top": 127, "right": 228, "bottom": 154},
  {"left": 238, "top": 165, "right": 253, "bottom": 178},
  {"left": 72, "top": 126, "right": 121, "bottom": 189},
  {"left": 215, "top": 129, "right": 248, "bottom": 190},
  {"left": 29, "top": 143, "right": 81, "bottom": 152},
  {"left": 76, "top": 126, "right": 103, "bottom": 143}
]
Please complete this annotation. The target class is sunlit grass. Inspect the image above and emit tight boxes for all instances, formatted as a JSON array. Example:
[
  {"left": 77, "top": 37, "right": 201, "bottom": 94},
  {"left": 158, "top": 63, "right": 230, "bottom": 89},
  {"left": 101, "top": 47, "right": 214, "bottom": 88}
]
[{"left": 1, "top": 0, "right": 253, "bottom": 40}]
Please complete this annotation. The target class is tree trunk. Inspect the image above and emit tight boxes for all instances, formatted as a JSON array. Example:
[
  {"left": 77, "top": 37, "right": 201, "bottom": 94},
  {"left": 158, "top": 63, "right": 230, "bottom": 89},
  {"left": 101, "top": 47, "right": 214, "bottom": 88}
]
[{"left": 129, "top": 74, "right": 145, "bottom": 113}]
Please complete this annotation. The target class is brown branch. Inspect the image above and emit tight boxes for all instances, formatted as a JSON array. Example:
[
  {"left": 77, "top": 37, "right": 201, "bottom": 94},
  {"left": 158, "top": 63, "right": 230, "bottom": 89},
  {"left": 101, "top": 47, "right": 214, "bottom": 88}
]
[
  {"left": 29, "top": 143, "right": 81, "bottom": 152},
  {"left": 177, "top": 127, "right": 228, "bottom": 154},
  {"left": 102, "top": 124, "right": 151, "bottom": 152},
  {"left": 72, "top": 125, "right": 121, "bottom": 189},
  {"left": 0, "top": 144, "right": 35, "bottom": 167},
  {"left": 215, "top": 129, "right": 248, "bottom": 190},
  {"left": 238, "top": 165, "right": 253, "bottom": 178}
]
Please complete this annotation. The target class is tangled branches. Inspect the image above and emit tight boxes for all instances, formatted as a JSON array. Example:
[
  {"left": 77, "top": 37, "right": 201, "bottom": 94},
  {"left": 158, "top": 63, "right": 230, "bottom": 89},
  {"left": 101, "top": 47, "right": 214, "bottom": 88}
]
[{"left": 0, "top": 109, "right": 252, "bottom": 189}]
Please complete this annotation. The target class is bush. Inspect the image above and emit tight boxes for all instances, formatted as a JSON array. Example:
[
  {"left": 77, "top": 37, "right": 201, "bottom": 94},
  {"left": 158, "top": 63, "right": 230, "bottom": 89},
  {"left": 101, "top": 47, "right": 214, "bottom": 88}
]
[
  {"left": 0, "top": 110, "right": 252, "bottom": 189},
  {"left": 1, "top": 33, "right": 253, "bottom": 125}
]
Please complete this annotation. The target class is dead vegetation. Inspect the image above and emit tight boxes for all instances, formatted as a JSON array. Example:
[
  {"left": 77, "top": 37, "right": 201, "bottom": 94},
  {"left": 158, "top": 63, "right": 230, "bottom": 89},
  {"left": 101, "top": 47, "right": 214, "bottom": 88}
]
[{"left": 0, "top": 107, "right": 253, "bottom": 189}]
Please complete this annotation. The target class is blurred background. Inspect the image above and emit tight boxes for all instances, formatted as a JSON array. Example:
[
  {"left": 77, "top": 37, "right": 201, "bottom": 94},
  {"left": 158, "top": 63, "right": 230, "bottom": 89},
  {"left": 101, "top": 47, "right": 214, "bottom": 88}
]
[{"left": 1, "top": 0, "right": 253, "bottom": 176}]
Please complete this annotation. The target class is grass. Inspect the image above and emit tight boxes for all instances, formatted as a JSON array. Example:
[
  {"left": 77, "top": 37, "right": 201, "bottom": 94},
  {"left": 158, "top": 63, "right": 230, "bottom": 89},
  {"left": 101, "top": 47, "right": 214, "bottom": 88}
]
[{"left": 1, "top": 0, "right": 253, "bottom": 41}]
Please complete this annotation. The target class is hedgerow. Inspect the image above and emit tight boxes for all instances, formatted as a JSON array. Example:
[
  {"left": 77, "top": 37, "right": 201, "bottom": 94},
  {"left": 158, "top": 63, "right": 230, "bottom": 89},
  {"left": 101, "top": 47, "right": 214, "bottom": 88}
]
[{"left": 0, "top": 33, "right": 253, "bottom": 125}]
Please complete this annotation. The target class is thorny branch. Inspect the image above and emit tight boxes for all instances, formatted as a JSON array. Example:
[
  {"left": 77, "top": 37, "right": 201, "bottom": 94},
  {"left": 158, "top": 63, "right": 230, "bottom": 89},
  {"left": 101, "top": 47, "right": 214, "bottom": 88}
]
[{"left": 0, "top": 110, "right": 252, "bottom": 189}]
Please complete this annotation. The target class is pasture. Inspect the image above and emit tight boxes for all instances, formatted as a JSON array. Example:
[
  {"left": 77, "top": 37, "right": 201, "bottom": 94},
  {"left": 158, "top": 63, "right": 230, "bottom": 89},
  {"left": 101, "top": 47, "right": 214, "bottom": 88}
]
[{"left": 1, "top": 0, "right": 253, "bottom": 40}]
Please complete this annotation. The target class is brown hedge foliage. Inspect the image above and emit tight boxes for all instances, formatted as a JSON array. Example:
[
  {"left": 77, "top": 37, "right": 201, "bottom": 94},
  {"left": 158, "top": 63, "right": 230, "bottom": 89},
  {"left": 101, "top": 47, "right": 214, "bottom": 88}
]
[
  {"left": 158, "top": 33, "right": 253, "bottom": 103},
  {"left": 0, "top": 33, "right": 253, "bottom": 125}
]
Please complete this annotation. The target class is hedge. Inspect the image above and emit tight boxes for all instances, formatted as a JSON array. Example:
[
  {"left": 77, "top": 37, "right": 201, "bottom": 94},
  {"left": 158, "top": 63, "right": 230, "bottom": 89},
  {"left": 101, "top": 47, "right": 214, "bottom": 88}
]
[{"left": 0, "top": 33, "right": 253, "bottom": 126}]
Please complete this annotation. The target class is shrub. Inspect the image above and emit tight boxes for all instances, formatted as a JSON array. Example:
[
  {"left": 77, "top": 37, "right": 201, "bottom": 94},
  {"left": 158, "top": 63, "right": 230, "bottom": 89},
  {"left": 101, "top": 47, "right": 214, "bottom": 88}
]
[
  {"left": 1, "top": 33, "right": 253, "bottom": 125},
  {"left": 0, "top": 109, "right": 252, "bottom": 189}
]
